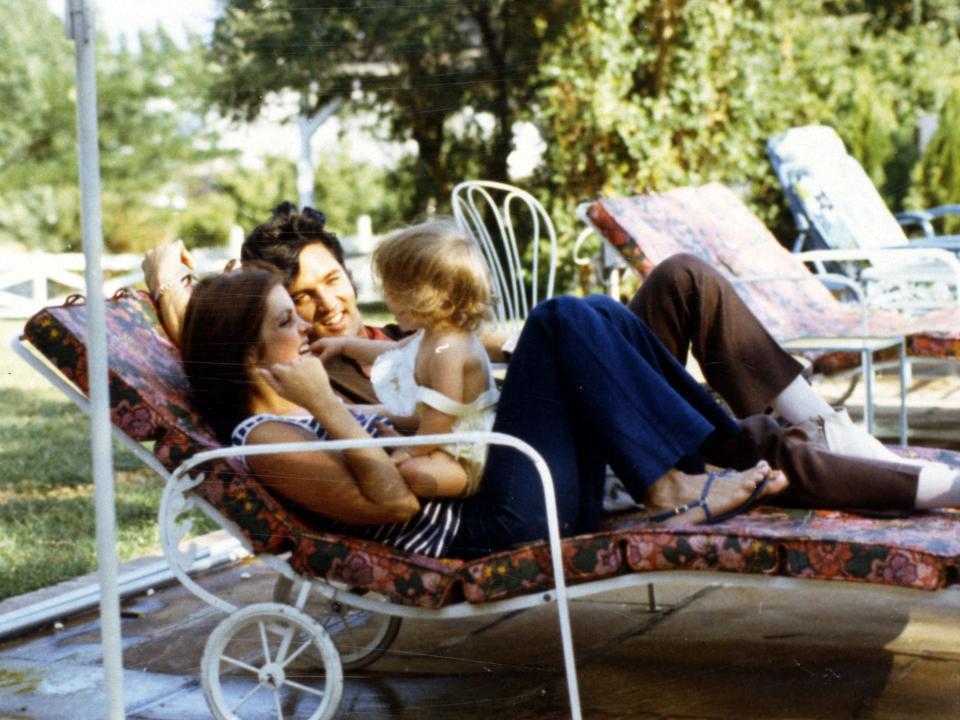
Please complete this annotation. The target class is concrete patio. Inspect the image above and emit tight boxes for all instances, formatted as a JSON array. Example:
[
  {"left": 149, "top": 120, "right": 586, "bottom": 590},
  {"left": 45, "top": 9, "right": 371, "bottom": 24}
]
[{"left": 1, "top": 558, "right": 959, "bottom": 719}]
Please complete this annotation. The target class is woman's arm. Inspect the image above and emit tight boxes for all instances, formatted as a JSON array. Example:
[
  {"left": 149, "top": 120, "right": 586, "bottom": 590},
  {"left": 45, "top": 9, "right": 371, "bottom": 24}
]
[
  {"left": 256, "top": 356, "right": 421, "bottom": 523},
  {"left": 347, "top": 404, "right": 420, "bottom": 434},
  {"left": 246, "top": 418, "right": 421, "bottom": 524}
]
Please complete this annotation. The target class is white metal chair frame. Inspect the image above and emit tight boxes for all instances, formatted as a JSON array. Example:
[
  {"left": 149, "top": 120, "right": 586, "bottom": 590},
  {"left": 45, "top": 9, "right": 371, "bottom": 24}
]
[
  {"left": 768, "top": 125, "right": 960, "bottom": 315},
  {"left": 452, "top": 180, "right": 558, "bottom": 337},
  {"left": 15, "top": 333, "right": 586, "bottom": 719}
]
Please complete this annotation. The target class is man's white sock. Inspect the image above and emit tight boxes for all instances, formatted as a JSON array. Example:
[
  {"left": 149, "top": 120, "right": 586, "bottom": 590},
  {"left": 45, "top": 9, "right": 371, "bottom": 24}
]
[
  {"left": 915, "top": 465, "right": 960, "bottom": 509},
  {"left": 771, "top": 376, "right": 834, "bottom": 424}
]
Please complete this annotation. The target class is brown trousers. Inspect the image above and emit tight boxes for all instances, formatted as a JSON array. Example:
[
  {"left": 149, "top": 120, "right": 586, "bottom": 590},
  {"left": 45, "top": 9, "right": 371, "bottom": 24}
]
[{"left": 629, "top": 253, "right": 919, "bottom": 510}]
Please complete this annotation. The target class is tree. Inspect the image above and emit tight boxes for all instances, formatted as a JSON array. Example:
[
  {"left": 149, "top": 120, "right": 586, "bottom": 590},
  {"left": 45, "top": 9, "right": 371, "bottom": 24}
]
[
  {"left": 0, "top": 0, "right": 227, "bottom": 252},
  {"left": 532, "top": 0, "right": 960, "bottom": 255},
  {"left": 907, "top": 84, "right": 960, "bottom": 233},
  {"left": 206, "top": 0, "right": 567, "bottom": 214}
]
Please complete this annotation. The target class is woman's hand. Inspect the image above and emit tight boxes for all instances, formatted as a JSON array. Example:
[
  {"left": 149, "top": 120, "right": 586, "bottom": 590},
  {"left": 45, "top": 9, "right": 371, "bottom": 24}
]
[{"left": 259, "top": 355, "right": 336, "bottom": 409}]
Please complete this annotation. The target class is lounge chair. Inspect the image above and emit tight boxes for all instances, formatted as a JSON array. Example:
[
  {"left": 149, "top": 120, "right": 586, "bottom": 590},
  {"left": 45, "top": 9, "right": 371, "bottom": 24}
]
[
  {"left": 13, "top": 286, "right": 960, "bottom": 719},
  {"left": 768, "top": 124, "right": 960, "bottom": 313},
  {"left": 582, "top": 183, "right": 960, "bottom": 368}
]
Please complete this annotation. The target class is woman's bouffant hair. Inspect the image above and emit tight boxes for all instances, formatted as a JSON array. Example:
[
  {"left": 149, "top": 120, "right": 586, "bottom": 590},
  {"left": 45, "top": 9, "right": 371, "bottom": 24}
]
[
  {"left": 373, "top": 220, "right": 491, "bottom": 332},
  {"left": 180, "top": 265, "right": 282, "bottom": 443},
  {"left": 241, "top": 202, "right": 352, "bottom": 288}
]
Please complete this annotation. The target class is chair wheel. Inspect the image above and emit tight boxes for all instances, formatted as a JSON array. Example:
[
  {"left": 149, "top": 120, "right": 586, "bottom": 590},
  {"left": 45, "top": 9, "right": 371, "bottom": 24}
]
[
  {"left": 273, "top": 576, "right": 402, "bottom": 670},
  {"left": 201, "top": 602, "right": 343, "bottom": 720}
]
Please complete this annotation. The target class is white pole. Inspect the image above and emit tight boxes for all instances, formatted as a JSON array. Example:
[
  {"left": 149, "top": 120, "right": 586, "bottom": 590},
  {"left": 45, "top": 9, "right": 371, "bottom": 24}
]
[{"left": 64, "top": 1, "right": 125, "bottom": 717}]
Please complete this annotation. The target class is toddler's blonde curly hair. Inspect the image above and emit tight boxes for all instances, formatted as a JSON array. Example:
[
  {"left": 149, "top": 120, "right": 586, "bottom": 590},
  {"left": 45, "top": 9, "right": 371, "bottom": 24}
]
[{"left": 373, "top": 219, "right": 492, "bottom": 332}]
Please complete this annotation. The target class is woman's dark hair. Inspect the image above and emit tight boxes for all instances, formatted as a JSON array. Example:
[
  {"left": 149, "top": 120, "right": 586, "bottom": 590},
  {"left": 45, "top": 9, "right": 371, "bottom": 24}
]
[
  {"left": 241, "top": 202, "right": 350, "bottom": 287},
  {"left": 181, "top": 266, "right": 283, "bottom": 443}
]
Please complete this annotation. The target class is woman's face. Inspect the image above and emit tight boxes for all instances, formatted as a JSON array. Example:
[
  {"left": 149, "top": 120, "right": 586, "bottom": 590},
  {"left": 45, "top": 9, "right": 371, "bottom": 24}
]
[{"left": 256, "top": 284, "right": 311, "bottom": 366}]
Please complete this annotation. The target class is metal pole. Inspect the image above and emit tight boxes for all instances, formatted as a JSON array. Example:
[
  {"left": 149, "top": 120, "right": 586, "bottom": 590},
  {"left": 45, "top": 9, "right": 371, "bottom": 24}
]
[{"left": 64, "top": 1, "right": 125, "bottom": 717}]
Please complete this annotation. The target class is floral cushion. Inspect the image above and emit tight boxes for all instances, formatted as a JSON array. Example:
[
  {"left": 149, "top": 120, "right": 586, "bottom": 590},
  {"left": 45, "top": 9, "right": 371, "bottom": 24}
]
[
  {"left": 23, "top": 290, "right": 307, "bottom": 554},
  {"left": 289, "top": 530, "right": 466, "bottom": 610},
  {"left": 622, "top": 506, "right": 960, "bottom": 591},
  {"left": 586, "top": 184, "right": 960, "bottom": 373},
  {"left": 459, "top": 533, "right": 624, "bottom": 604}
]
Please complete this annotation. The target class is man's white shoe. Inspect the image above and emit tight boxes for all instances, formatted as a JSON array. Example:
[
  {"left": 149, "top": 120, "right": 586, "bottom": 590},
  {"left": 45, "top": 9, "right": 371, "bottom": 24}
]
[{"left": 817, "top": 409, "right": 926, "bottom": 466}]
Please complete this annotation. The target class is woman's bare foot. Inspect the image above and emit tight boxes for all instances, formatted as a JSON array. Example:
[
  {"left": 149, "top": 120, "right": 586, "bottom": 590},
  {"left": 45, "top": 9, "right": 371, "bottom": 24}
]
[{"left": 644, "top": 461, "right": 788, "bottom": 525}]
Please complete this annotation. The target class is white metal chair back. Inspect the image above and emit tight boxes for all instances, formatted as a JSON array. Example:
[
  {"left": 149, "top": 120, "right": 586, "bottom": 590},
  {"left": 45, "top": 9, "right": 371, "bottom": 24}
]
[{"left": 451, "top": 181, "right": 558, "bottom": 336}]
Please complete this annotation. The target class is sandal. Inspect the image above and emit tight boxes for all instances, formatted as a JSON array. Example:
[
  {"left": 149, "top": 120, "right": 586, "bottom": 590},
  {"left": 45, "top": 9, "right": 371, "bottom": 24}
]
[{"left": 647, "top": 470, "right": 770, "bottom": 525}]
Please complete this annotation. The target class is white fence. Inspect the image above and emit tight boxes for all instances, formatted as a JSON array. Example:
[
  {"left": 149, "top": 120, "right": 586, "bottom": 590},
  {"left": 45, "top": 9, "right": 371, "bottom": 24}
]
[
  {"left": 0, "top": 248, "right": 235, "bottom": 319},
  {"left": 1, "top": 242, "right": 378, "bottom": 320}
]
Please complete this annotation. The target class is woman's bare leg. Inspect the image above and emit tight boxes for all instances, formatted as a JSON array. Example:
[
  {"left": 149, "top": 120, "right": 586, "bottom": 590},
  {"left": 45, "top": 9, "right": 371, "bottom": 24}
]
[{"left": 643, "top": 461, "right": 788, "bottom": 525}]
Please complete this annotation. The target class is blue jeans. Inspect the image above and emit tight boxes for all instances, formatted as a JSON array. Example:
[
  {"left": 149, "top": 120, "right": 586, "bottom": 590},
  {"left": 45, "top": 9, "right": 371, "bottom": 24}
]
[{"left": 451, "top": 295, "right": 740, "bottom": 559}]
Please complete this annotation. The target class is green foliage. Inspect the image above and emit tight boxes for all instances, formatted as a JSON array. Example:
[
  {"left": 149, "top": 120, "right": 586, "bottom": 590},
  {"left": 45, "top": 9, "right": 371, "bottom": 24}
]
[
  {"left": 176, "top": 191, "right": 236, "bottom": 248},
  {"left": 313, "top": 152, "right": 411, "bottom": 236},
  {"left": 0, "top": 0, "right": 227, "bottom": 253},
  {"left": 207, "top": 0, "right": 567, "bottom": 214},
  {"left": 532, "top": 0, "right": 960, "bottom": 266},
  {"left": 211, "top": 155, "right": 300, "bottom": 230},
  {"left": 907, "top": 85, "right": 960, "bottom": 233}
]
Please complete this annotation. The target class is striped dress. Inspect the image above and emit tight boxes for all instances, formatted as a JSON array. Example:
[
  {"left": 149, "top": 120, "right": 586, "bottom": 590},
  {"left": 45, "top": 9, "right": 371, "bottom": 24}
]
[{"left": 231, "top": 413, "right": 462, "bottom": 558}]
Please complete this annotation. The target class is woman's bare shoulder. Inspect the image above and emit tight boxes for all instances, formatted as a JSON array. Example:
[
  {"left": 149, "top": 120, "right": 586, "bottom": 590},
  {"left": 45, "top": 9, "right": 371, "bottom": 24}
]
[{"left": 245, "top": 416, "right": 317, "bottom": 445}]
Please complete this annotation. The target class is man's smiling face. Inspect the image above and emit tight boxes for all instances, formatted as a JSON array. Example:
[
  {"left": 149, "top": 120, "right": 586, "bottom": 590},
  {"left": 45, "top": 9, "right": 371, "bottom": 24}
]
[{"left": 286, "top": 243, "right": 365, "bottom": 340}]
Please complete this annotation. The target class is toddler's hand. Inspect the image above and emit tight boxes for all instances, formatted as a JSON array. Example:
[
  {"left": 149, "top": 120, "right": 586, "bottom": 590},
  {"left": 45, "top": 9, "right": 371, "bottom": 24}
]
[
  {"left": 391, "top": 449, "right": 413, "bottom": 467},
  {"left": 309, "top": 337, "right": 351, "bottom": 361},
  {"left": 374, "top": 419, "right": 401, "bottom": 438}
]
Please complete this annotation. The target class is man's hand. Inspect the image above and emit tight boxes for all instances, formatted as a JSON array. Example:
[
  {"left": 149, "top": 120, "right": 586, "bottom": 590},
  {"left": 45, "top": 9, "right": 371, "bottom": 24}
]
[{"left": 141, "top": 240, "right": 196, "bottom": 296}]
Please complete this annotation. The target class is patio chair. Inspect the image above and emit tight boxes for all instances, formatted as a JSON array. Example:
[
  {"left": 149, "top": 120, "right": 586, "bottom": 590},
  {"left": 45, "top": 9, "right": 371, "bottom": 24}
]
[
  {"left": 580, "top": 184, "right": 960, "bottom": 433},
  {"left": 767, "top": 124, "right": 960, "bottom": 313},
  {"left": 452, "top": 180, "right": 643, "bottom": 511},
  {"left": 15, "top": 284, "right": 960, "bottom": 719},
  {"left": 451, "top": 180, "right": 558, "bottom": 349}
]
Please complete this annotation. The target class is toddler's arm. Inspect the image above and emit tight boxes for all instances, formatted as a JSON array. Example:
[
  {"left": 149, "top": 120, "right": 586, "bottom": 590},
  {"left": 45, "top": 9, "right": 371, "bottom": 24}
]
[{"left": 311, "top": 333, "right": 414, "bottom": 364}]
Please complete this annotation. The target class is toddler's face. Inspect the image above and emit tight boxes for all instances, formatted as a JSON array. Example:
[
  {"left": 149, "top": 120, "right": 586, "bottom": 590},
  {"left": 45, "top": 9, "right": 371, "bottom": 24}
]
[{"left": 384, "top": 291, "right": 423, "bottom": 333}]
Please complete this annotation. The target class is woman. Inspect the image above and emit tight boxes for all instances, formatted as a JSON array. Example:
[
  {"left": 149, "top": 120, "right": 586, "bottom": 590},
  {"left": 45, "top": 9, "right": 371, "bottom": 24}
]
[{"left": 181, "top": 265, "right": 786, "bottom": 559}]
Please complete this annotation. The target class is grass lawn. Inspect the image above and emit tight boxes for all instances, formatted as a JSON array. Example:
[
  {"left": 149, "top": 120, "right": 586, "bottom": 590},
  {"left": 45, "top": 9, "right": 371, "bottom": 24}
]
[
  {"left": 0, "top": 303, "right": 394, "bottom": 602},
  {"left": 0, "top": 318, "right": 177, "bottom": 601}
]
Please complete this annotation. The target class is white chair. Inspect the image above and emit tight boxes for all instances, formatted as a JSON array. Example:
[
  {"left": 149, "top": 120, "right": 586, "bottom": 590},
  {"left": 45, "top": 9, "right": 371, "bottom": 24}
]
[
  {"left": 768, "top": 125, "right": 960, "bottom": 314},
  {"left": 451, "top": 181, "right": 558, "bottom": 341}
]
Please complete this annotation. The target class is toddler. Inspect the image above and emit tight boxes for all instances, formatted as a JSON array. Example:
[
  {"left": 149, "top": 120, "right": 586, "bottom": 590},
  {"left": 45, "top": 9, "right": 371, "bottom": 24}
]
[{"left": 315, "top": 220, "right": 498, "bottom": 497}]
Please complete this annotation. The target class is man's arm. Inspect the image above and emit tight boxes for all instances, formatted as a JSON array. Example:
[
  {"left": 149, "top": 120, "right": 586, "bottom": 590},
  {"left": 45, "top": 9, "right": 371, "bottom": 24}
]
[
  {"left": 141, "top": 241, "right": 195, "bottom": 346},
  {"left": 478, "top": 326, "right": 512, "bottom": 363}
]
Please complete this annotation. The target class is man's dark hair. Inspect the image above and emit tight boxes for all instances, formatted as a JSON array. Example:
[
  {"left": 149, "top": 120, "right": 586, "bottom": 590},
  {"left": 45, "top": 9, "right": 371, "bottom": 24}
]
[{"left": 241, "top": 202, "right": 349, "bottom": 287}]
